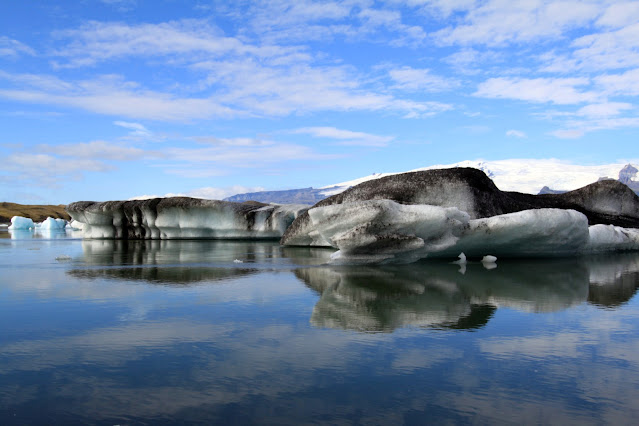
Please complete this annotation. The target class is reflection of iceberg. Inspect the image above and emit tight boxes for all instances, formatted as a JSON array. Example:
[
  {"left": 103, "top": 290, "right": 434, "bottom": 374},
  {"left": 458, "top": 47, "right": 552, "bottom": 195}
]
[
  {"left": 67, "top": 240, "right": 331, "bottom": 284},
  {"left": 587, "top": 253, "right": 639, "bottom": 308},
  {"left": 67, "top": 265, "right": 257, "bottom": 285},
  {"left": 297, "top": 266, "right": 496, "bottom": 332},
  {"left": 296, "top": 255, "right": 639, "bottom": 332}
]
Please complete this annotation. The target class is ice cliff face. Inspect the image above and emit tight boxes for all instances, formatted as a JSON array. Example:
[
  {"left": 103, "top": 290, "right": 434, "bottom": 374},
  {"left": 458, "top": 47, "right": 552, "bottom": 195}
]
[{"left": 66, "top": 197, "right": 308, "bottom": 240}]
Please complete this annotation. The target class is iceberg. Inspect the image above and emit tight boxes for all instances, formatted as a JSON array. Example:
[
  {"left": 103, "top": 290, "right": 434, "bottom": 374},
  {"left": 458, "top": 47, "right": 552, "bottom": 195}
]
[
  {"left": 307, "top": 200, "right": 469, "bottom": 264},
  {"left": 282, "top": 168, "right": 639, "bottom": 247},
  {"left": 66, "top": 197, "right": 308, "bottom": 240},
  {"left": 8, "top": 216, "right": 35, "bottom": 230},
  {"left": 305, "top": 202, "right": 639, "bottom": 264},
  {"left": 280, "top": 167, "right": 639, "bottom": 264},
  {"left": 40, "top": 217, "right": 68, "bottom": 230}
]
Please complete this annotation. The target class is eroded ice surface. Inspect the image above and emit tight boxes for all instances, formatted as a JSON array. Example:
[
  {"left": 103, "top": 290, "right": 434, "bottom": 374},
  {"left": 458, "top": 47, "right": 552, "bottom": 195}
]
[
  {"left": 308, "top": 200, "right": 469, "bottom": 264},
  {"left": 67, "top": 198, "right": 309, "bottom": 240},
  {"left": 307, "top": 201, "right": 639, "bottom": 264}
]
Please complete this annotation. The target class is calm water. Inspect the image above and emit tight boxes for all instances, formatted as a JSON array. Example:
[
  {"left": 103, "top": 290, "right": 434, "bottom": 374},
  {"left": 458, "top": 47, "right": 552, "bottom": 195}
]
[{"left": 2, "top": 229, "right": 639, "bottom": 425}]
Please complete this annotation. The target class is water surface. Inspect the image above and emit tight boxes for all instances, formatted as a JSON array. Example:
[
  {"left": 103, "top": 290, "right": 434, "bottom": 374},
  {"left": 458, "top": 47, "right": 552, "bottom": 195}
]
[{"left": 2, "top": 230, "right": 639, "bottom": 424}]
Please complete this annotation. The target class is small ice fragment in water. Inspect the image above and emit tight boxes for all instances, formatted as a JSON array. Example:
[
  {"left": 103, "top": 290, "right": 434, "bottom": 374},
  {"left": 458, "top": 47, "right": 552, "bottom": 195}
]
[
  {"left": 55, "top": 255, "right": 72, "bottom": 261},
  {"left": 482, "top": 255, "right": 497, "bottom": 263},
  {"left": 453, "top": 252, "right": 467, "bottom": 264},
  {"left": 233, "top": 259, "right": 243, "bottom": 263}
]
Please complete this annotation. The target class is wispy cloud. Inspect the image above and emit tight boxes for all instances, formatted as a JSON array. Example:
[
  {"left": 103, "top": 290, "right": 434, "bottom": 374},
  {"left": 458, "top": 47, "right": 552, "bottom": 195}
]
[
  {"left": 432, "top": 0, "right": 601, "bottom": 46},
  {"left": 113, "top": 121, "right": 152, "bottom": 137},
  {"left": 388, "top": 66, "right": 459, "bottom": 92},
  {"left": 506, "top": 129, "right": 526, "bottom": 138},
  {"left": 475, "top": 77, "right": 597, "bottom": 105},
  {"left": 292, "top": 127, "right": 394, "bottom": 147},
  {"left": 0, "top": 36, "right": 35, "bottom": 57}
]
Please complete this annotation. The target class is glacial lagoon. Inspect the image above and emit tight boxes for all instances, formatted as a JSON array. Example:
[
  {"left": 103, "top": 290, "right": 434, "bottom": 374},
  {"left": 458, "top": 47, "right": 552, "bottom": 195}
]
[{"left": 2, "top": 229, "right": 639, "bottom": 424}]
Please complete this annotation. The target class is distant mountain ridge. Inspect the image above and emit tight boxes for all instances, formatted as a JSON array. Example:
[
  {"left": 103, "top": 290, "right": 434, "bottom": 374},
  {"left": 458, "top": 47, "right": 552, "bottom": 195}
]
[{"left": 224, "top": 160, "right": 639, "bottom": 204}]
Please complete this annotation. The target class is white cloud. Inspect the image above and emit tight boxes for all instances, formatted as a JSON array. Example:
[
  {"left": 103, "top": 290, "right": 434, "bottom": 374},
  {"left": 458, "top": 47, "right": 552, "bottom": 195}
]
[
  {"left": 433, "top": 0, "right": 602, "bottom": 46},
  {"left": 292, "top": 127, "right": 394, "bottom": 147},
  {"left": 541, "top": 22, "right": 639, "bottom": 72},
  {"left": 550, "top": 129, "right": 585, "bottom": 139},
  {"left": 575, "top": 102, "right": 633, "bottom": 118},
  {"left": 129, "top": 185, "right": 266, "bottom": 200},
  {"left": 185, "top": 185, "right": 267, "bottom": 200},
  {"left": 388, "top": 66, "right": 459, "bottom": 91},
  {"left": 474, "top": 77, "right": 597, "bottom": 105},
  {"left": 50, "top": 20, "right": 299, "bottom": 68},
  {"left": 596, "top": 69, "right": 639, "bottom": 96},
  {"left": 113, "top": 121, "right": 152, "bottom": 137},
  {"left": 506, "top": 129, "right": 526, "bottom": 138},
  {"left": 596, "top": 2, "right": 639, "bottom": 28},
  {"left": 38, "top": 140, "right": 149, "bottom": 161},
  {"left": 0, "top": 36, "right": 35, "bottom": 57}
]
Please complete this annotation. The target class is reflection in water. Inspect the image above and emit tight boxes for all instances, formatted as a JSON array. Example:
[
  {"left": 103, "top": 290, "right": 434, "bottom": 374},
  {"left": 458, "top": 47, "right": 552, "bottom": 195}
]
[
  {"left": 79, "top": 239, "right": 334, "bottom": 266},
  {"left": 2, "top": 236, "right": 639, "bottom": 424},
  {"left": 587, "top": 253, "right": 639, "bottom": 308},
  {"left": 298, "top": 256, "right": 639, "bottom": 332},
  {"left": 67, "top": 240, "right": 335, "bottom": 285},
  {"left": 67, "top": 266, "right": 258, "bottom": 285}
]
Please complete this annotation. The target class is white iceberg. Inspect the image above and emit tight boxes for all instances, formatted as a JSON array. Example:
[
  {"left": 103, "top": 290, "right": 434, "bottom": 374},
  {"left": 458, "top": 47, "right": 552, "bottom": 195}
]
[
  {"left": 8, "top": 216, "right": 35, "bottom": 230},
  {"left": 40, "top": 217, "right": 68, "bottom": 230}
]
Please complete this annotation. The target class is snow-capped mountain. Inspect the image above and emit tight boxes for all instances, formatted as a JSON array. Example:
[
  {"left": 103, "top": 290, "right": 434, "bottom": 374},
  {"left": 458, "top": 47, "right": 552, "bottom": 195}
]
[{"left": 225, "top": 159, "right": 639, "bottom": 204}]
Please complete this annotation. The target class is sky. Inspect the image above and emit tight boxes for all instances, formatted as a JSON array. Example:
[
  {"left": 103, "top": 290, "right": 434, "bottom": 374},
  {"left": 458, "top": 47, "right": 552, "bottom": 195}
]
[{"left": 1, "top": 0, "right": 638, "bottom": 204}]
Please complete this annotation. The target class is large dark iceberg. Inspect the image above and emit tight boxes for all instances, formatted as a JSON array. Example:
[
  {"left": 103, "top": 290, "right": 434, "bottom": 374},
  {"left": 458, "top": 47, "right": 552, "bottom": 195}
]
[{"left": 280, "top": 168, "right": 639, "bottom": 263}]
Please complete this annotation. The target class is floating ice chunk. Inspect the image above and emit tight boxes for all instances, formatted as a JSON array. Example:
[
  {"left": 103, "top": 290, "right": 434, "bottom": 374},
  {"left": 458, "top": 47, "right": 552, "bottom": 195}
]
[
  {"left": 482, "top": 255, "right": 497, "bottom": 263},
  {"left": 40, "top": 217, "right": 67, "bottom": 230},
  {"left": 308, "top": 199, "right": 470, "bottom": 264},
  {"left": 8, "top": 216, "right": 35, "bottom": 230},
  {"left": 233, "top": 259, "right": 243, "bottom": 263},
  {"left": 433, "top": 209, "right": 590, "bottom": 259},
  {"left": 66, "top": 220, "right": 84, "bottom": 231},
  {"left": 585, "top": 225, "right": 639, "bottom": 253},
  {"left": 453, "top": 252, "right": 467, "bottom": 264}
]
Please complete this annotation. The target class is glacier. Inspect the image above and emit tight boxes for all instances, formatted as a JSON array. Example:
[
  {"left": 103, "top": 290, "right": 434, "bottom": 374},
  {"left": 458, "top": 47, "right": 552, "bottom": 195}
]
[{"left": 66, "top": 197, "right": 308, "bottom": 240}]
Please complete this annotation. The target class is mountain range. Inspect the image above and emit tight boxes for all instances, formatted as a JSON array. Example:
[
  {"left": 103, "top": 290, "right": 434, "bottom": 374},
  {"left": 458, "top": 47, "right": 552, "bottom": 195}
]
[{"left": 224, "top": 160, "right": 639, "bottom": 204}]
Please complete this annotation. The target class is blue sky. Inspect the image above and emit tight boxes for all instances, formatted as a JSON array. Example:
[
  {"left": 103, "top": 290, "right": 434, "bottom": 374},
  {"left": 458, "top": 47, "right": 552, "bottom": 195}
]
[{"left": 1, "top": 0, "right": 638, "bottom": 204}]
